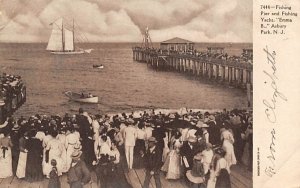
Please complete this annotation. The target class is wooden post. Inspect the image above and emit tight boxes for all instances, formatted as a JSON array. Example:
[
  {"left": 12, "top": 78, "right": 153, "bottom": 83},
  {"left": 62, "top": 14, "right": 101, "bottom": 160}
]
[
  {"left": 211, "top": 64, "right": 214, "bottom": 79},
  {"left": 233, "top": 68, "right": 236, "bottom": 83},
  {"left": 216, "top": 65, "right": 219, "bottom": 81},
  {"left": 180, "top": 58, "right": 182, "bottom": 72},
  {"left": 193, "top": 60, "right": 196, "bottom": 75},
  {"left": 228, "top": 67, "right": 232, "bottom": 83},
  {"left": 222, "top": 66, "right": 225, "bottom": 82}
]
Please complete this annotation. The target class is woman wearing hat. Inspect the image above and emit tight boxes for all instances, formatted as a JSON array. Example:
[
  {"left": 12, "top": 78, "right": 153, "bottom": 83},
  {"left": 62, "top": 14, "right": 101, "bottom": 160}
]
[
  {"left": 207, "top": 148, "right": 231, "bottom": 188},
  {"left": 201, "top": 143, "right": 214, "bottom": 175},
  {"left": 221, "top": 125, "right": 236, "bottom": 169},
  {"left": 16, "top": 130, "right": 29, "bottom": 179},
  {"left": 25, "top": 129, "right": 44, "bottom": 182},
  {"left": 57, "top": 126, "right": 68, "bottom": 173},
  {"left": 161, "top": 130, "right": 183, "bottom": 180},
  {"left": 65, "top": 125, "right": 80, "bottom": 171},
  {"left": 186, "top": 151, "right": 205, "bottom": 188},
  {"left": 45, "top": 130, "right": 65, "bottom": 177}
]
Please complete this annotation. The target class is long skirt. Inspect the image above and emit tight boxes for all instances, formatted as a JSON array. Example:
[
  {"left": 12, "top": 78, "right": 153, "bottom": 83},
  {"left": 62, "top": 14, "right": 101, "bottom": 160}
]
[
  {"left": 16, "top": 151, "right": 27, "bottom": 178},
  {"left": 162, "top": 146, "right": 170, "bottom": 163},
  {"left": 222, "top": 140, "right": 237, "bottom": 168},
  {"left": 0, "top": 148, "right": 13, "bottom": 178},
  {"left": 206, "top": 170, "right": 216, "bottom": 188},
  {"left": 66, "top": 145, "right": 75, "bottom": 171},
  {"left": 241, "top": 142, "right": 249, "bottom": 166},
  {"left": 43, "top": 149, "right": 52, "bottom": 177},
  {"left": 49, "top": 149, "right": 64, "bottom": 176},
  {"left": 215, "top": 169, "right": 231, "bottom": 188},
  {"left": 161, "top": 150, "right": 183, "bottom": 179},
  {"left": 60, "top": 147, "right": 68, "bottom": 173}
]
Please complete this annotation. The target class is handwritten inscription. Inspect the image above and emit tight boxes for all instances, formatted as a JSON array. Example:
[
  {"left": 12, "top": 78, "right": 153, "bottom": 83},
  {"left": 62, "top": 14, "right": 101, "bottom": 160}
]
[
  {"left": 262, "top": 46, "right": 288, "bottom": 178},
  {"left": 265, "top": 129, "right": 276, "bottom": 177},
  {"left": 263, "top": 46, "right": 288, "bottom": 123}
]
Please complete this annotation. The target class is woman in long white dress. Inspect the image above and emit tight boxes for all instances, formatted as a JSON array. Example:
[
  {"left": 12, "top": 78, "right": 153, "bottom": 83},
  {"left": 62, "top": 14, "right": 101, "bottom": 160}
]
[
  {"left": 221, "top": 127, "right": 236, "bottom": 169},
  {"left": 46, "top": 131, "right": 65, "bottom": 177},
  {"left": 162, "top": 132, "right": 170, "bottom": 163},
  {"left": 0, "top": 132, "right": 13, "bottom": 178},
  {"left": 65, "top": 126, "right": 80, "bottom": 171},
  {"left": 42, "top": 130, "right": 53, "bottom": 176},
  {"left": 57, "top": 128, "right": 68, "bottom": 173},
  {"left": 16, "top": 132, "right": 28, "bottom": 179},
  {"left": 207, "top": 148, "right": 230, "bottom": 188},
  {"left": 161, "top": 131, "right": 183, "bottom": 179}
]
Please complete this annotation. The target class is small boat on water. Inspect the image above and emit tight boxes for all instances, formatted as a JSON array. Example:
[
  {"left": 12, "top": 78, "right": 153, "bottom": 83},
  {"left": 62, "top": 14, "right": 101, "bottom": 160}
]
[
  {"left": 64, "top": 91, "right": 98, "bottom": 103},
  {"left": 93, "top": 64, "right": 104, "bottom": 69}
]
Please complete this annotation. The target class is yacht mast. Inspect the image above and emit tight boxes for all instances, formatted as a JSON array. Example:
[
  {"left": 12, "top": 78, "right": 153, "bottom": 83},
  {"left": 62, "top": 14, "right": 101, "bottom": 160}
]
[
  {"left": 62, "top": 19, "right": 65, "bottom": 52},
  {"left": 73, "top": 19, "right": 75, "bottom": 51}
]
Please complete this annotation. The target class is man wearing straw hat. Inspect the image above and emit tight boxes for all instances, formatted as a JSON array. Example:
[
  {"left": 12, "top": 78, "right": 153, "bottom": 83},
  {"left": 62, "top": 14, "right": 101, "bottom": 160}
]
[
  {"left": 143, "top": 137, "right": 162, "bottom": 188},
  {"left": 67, "top": 149, "right": 91, "bottom": 188}
]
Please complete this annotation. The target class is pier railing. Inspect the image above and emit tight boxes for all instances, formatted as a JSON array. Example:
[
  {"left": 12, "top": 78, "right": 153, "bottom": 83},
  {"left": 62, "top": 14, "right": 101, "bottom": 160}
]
[{"left": 132, "top": 47, "right": 253, "bottom": 89}]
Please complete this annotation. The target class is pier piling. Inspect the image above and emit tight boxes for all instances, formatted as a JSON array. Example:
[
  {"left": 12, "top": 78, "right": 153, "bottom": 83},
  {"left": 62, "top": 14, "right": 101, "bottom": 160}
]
[{"left": 132, "top": 47, "right": 252, "bottom": 90}]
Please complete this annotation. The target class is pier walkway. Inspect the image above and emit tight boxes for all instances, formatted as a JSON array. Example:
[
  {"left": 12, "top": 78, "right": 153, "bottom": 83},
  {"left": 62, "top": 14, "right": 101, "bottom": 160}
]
[
  {"left": 0, "top": 163, "right": 252, "bottom": 188},
  {"left": 132, "top": 47, "right": 253, "bottom": 90}
]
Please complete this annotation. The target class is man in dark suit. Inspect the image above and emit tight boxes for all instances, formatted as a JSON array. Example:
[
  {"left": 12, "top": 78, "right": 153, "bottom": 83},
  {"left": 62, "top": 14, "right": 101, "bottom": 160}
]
[
  {"left": 180, "top": 136, "right": 199, "bottom": 171},
  {"left": 143, "top": 137, "right": 162, "bottom": 188},
  {"left": 67, "top": 150, "right": 91, "bottom": 188},
  {"left": 76, "top": 108, "right": 91, "bottom": 140}
]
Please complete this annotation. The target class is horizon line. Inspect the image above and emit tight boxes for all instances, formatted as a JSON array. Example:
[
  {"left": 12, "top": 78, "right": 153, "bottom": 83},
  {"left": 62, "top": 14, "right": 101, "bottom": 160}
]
[{"left": 0, "top": 41, "right": 253, "bottom": 44}]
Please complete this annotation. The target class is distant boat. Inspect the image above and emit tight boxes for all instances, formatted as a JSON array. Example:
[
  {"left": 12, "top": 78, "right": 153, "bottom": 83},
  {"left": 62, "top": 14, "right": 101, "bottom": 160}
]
[
  {"left": 64, "top": 91, "right": 98, "bottom": 103},
  {"left": 46, "top": 18, "right": 93, "bottom": 55},
  {"left": 93, "top": 64, "right": 104, "bottom": 69}
]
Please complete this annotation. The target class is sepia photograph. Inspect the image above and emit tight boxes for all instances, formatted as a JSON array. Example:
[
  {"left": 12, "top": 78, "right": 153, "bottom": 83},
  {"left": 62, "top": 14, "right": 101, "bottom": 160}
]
[{"left": 0, "top": 0, "right": 253, "bottom": 188}]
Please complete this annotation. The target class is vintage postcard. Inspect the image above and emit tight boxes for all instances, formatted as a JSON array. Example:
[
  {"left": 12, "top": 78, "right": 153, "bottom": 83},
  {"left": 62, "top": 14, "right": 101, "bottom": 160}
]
[
  {"left": 0, "top": 0, "right": 299, "bottom": 188},
  {"left": 254, "top": 0, "right": 300, "bottom": 188}
]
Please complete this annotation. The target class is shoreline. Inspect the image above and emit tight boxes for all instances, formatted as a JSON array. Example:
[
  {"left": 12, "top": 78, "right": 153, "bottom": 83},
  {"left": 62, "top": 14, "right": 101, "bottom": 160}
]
[{"left": 11, "top": 107, "right": 252, "bottom": 120}]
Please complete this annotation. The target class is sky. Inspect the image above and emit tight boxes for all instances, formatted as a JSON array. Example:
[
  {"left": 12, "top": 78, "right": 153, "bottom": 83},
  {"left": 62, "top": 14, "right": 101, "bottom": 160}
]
[{"left": 0, "top": 0, "right": 252, "bottom": 43}]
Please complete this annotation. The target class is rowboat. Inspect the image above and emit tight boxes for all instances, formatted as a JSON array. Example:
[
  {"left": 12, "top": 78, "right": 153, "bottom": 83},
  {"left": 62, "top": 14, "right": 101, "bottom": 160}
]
[
  {"left": 64, "top": 91, "right": 98, "bottom": 103},
  {"left": 93, "top": 64, "right": 104, "bottom": 69}
]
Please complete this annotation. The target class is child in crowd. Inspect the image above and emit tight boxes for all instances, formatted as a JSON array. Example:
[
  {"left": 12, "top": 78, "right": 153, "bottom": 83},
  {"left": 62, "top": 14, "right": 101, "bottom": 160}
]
[{"left": 48, "top": 159, "right": 61, "bottom": 188}]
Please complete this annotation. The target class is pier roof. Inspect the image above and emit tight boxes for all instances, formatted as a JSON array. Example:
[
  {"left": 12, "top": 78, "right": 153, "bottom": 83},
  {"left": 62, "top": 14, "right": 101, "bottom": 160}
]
[{"left": 161, "top": 37, "right": 194, "bottom": 44}]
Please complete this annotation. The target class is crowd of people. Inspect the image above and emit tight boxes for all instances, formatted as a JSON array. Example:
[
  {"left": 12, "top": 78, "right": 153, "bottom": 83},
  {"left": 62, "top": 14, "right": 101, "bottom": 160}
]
[
  {"left": 147, "top": 46, "right": 253, "bottom": 65},
  {"left": 0, "top": 107, "right": 252, "bottom": 188},
  {"left": 0, "top": 73, "right": 26, "bottom": 123},
  {"left": 168, "top": 49, "right": 253, "bottom": 64}
]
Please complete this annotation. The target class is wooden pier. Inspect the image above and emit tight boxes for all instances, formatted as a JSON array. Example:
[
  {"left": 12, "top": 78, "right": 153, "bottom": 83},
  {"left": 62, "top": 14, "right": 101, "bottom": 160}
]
[
  {"left": 132, "top": 47, "right": 253, "bottom": 89},
  {"left": 0, "top": 164, "right": 252, "bottom": 188},
  {"left": 0, "top": 151, "right": 252, "bottom": 188}
]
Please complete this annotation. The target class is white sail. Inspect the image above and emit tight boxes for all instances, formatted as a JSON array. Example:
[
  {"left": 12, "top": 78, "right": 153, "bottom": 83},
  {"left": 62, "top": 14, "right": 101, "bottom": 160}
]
[
  {"left": 46, "top": 18, "right": 63, "bottom": 51},
  {"left": 64, "top": 28, "right": 74, "bottom": 51}
]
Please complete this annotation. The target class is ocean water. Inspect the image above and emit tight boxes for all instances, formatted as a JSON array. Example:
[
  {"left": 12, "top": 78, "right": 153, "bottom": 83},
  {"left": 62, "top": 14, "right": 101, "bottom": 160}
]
[{"left": 0, "top": 43, "right": 251, "bottom": 117}]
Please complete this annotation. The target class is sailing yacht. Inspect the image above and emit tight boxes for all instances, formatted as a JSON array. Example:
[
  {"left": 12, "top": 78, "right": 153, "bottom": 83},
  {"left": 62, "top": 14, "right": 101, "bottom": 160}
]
[{"left": 46, "top": 18, "right": 92, "bottom": 55}]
